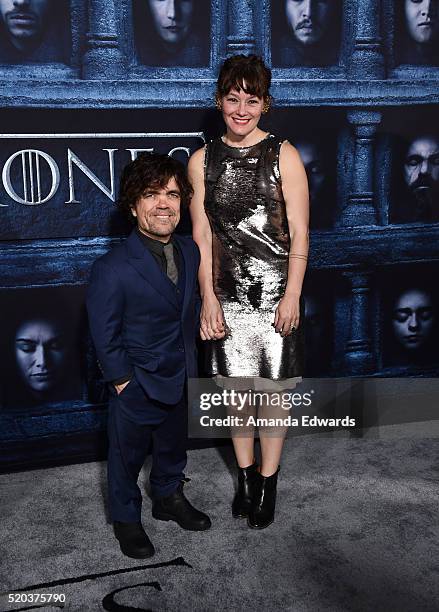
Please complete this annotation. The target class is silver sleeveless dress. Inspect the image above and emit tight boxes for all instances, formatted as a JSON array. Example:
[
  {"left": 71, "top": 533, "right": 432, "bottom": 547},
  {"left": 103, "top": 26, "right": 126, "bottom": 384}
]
[{"left": 203, "top": 134, "right": 305, "bottom": 381}]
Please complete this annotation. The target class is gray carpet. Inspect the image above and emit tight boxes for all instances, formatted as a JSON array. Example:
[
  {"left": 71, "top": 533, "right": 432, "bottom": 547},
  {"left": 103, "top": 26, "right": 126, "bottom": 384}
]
[{"left": 1, "top": 424, "right": 439, "bottom": 612}]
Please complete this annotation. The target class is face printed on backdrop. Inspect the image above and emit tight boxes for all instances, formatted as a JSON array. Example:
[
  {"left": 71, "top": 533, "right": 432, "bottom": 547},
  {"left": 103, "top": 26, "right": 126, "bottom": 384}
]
[
  {"left": 304, "top": 295, "right": 325, "bottom": 354},
  {"left": 14, "top": 319, "right": 67, "bottom": 394},
  {"left": 285, "top": 0, "right": 334, "bottom": 46},
  {"left": 147, "top": 0, "right": 194, "bottom": 47},
  {"left": 403, "top": 136, "right": 439, "bottom": 214},
  {"left": 0, "top": 0, "right": 51, "bottom": 52},
  {"left": 392, "top": 289, "right": 435, "bottom": 351},
  {"left": 295, "top": 141, "right": 327, "bottom": 203},
  {"left": 404, "top": 0, "right": 439, "bottom": 45}
]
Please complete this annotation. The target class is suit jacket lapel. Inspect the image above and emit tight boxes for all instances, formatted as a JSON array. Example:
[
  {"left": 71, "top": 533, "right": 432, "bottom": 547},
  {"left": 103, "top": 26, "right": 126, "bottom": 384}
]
[{"left": 126, "top": 230, "right": 179, "bottom": 311}]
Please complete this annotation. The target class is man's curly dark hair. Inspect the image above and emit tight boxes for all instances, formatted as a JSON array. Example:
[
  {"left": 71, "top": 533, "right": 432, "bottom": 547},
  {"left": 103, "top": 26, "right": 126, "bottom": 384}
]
[{"left": 118, "top": 152, "right": 194, "bottom": 223}]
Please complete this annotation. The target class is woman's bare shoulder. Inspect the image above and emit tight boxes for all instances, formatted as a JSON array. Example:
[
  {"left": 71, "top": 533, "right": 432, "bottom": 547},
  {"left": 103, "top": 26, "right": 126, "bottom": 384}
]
[
  {"left": 279, "top": 140, "right": 303, "bottom": 168},
  {"left": 188, "top": 145, "right": 206, "bottom": 168},
  {"left": 279, "top": 139, "right": 300, "bottom": 158}
]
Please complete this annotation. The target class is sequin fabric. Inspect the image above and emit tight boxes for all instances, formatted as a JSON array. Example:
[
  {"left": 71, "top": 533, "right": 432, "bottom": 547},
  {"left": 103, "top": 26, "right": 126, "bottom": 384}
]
[{"left": 204, "top": 134, "right": 305, "bottom": 379}]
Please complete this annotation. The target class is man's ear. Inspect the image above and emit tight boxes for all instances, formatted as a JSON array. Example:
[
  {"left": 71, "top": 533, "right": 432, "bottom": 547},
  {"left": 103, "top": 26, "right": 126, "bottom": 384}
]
[{"left": 130, "top": 206, "right": 137, "bottom": 217}]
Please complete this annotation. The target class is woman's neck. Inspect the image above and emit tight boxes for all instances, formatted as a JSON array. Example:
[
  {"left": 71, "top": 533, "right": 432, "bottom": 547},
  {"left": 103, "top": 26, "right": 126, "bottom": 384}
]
[{"left": 222, "top": 127, "right": 268, "bottom": 148}]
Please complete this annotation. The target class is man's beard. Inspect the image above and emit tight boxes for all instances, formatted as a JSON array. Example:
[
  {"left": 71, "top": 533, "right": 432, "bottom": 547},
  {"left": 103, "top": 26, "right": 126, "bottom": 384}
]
[{"left": 409, "top": 175, "right": 437, "bottom": 219}]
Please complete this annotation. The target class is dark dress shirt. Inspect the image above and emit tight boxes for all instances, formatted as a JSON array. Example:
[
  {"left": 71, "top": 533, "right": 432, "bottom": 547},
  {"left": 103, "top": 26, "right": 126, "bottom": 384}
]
[{"left": 135, "top": 228, "right": 181, "bottom": 277}]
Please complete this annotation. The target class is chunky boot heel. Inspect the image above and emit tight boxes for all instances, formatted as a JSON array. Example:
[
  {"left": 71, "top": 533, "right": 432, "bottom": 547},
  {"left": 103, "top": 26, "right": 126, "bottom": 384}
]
[
  {"left": 248, "top": 466, "right": 280, "bottom": 529},
  {"left": 232, "top": 461, "right": 259, "bottom": 518}
]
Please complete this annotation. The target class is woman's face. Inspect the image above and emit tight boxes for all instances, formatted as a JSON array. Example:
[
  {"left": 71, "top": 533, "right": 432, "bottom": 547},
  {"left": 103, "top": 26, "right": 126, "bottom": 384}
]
[
  {"left": 221, "top": 88, "right": 264, "bottom": 139},
  {"left": 392, "top": 289, "right": 435, "bottom": 350},
  {"left": 147, "top": 0, "right": 194, "bottom": 46},
  {"left": 404, "top": 0, "right": 439, "bottom": 44},
  {"left": 15, "top": 319, "right": 66, "bottom": 393}
]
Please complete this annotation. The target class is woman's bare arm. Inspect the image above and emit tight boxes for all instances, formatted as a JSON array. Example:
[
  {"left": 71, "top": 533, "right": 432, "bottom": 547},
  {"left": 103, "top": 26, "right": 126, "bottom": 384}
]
[
  {"left": 188, "top": 147, "right": 226, "bottom": 340},
  {"left": 274, "top": 141, "right": 310, "bottom": 336}
]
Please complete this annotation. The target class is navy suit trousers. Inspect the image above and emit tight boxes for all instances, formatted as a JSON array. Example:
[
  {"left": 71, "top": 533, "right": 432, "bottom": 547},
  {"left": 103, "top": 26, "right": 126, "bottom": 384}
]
[{"left": 107, "top": 376, "right": 187, "bottom": 523}]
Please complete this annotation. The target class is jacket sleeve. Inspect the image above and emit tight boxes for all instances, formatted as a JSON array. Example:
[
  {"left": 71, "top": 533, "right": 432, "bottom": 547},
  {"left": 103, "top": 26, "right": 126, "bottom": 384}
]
[{"left": 86, "top": 258, "right": 132, "bottom": 383}]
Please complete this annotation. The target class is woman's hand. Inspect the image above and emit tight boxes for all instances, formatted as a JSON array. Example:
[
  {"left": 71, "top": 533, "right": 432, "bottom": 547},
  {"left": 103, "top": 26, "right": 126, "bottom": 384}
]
[
  {"left": 273, "top": 294, "right": 301, "bottom": 337},
  {"left": 200, "top": 294, "right": 226, "bottom": 340}
]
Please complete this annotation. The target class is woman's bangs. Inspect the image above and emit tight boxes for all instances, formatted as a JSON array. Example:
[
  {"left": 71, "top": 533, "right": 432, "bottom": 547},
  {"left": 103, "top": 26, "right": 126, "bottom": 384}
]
[{"left": 229, "top": 74, "right": 263, "bottom": 98}]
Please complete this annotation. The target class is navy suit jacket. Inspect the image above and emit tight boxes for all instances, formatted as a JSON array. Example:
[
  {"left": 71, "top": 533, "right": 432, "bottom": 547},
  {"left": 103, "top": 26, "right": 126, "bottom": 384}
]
[{"left": 86, "top": 229, "right": 201, "bottom": 405}]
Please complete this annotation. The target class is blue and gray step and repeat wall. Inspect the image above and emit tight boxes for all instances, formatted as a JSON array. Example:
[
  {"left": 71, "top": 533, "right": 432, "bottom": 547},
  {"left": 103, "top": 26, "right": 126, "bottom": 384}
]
[{"left": 0, "top": 0, "right": 438, "bottom": 470}]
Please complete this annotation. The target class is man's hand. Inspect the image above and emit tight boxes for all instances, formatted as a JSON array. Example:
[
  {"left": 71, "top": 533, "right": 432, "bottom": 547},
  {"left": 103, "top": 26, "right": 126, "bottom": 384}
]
[{"left": 114, "top": 380, "right": 130, "bottom": 395}]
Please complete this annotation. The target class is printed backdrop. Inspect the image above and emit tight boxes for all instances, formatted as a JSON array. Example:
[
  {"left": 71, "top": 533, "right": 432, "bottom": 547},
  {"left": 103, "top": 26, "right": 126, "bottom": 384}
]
[{"left": 0, "top": 0, "right": 438, "bottom": 469}]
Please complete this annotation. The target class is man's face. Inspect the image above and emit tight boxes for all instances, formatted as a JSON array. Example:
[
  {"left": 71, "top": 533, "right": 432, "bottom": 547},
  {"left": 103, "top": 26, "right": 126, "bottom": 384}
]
[
  {"left": 0, "top": 0, "right": 50, "bottom": 51},
  {"left": 295, "top": 141, "right": 326, "bottom": 203},
  {"left": 392, "top": 289, "right": 435, "bottom": 350},
  {"left": 148, "top": 0, "right": 194, "bottom": 46},
  {"left": 131, "top": 176, "right": 181, "bottom": 242},
  {"left": 285, "top": 0, "right": 333, "bottom": 46},
  {"left": 404, "top": 0, "right": 439, "bottom": 44},
  {"left": 403, "top": 136, "right": 439, "bottom": 211},
  {"left": 15, "top": 319, "right": 66, "bottom": 393}
]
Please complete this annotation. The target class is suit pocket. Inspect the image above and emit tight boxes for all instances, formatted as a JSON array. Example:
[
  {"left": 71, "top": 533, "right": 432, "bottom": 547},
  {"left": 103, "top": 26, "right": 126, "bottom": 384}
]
[{"left": 117, "top": 376, "right": 138, "bottom": 398}]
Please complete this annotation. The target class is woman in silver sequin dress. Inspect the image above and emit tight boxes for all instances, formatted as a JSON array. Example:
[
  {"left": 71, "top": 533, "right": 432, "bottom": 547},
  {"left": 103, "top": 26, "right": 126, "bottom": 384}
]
[{"left": 188, "top": 55, "right": 309, "bottom": 529}]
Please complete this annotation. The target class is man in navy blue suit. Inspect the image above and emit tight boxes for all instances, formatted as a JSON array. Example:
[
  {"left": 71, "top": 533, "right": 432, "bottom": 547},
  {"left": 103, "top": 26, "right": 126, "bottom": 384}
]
[{"left": 87, "top": 153, "right": 211, "bottom": 559}]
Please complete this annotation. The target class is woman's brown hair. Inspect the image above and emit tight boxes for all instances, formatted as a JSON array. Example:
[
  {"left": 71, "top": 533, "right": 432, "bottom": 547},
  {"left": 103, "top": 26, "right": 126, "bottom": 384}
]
[{"left": 216, "top": 54, "right": 272, "bottom": 103}]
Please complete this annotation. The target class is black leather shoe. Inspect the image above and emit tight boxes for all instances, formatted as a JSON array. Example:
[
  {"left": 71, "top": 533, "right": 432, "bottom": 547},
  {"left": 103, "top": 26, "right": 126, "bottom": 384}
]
[
  {"left": 152, "top": 483, "right": 211, "bottom": 531},
  {"left": 232, "top": 461, "right": 259, "bottom": 518},
  {"left": 247, "top": 467, "right": 280, "bottom": 529},
  {"left": 113, "top": 521, "right": 155, "bottom": 559}
]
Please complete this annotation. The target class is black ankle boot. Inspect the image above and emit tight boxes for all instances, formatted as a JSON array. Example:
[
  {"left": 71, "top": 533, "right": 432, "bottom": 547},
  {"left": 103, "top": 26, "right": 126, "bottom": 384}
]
[
  {"left": 232, "top": 461, "right": 259, "bottom": 518},
  {"left": 113, "top": 521, "right": 155, "bottom": 559},
  {"left": 247, "top": 466, "right": 280, "bottom": 529},
  {"left": 152, "top": 483, "right": 211, "bottom": 531}
]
